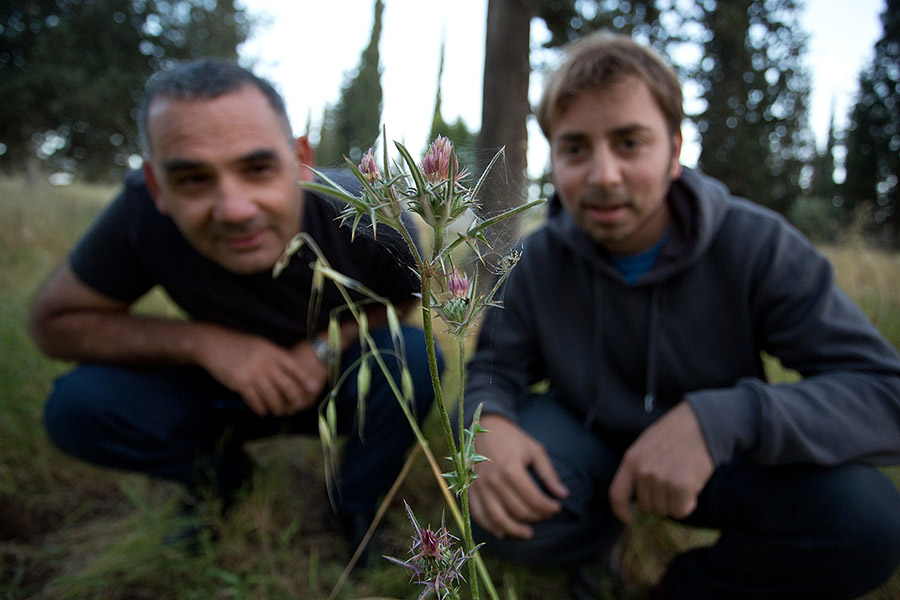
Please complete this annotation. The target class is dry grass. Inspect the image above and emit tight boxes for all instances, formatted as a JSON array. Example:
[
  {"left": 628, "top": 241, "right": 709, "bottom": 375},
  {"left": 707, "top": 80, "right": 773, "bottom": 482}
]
[
  {"left": 824, "top": 242, "right": 900, "bottom": 345},
  {"left": 2, "top": 174, "right": 899, "bottom": 599}
]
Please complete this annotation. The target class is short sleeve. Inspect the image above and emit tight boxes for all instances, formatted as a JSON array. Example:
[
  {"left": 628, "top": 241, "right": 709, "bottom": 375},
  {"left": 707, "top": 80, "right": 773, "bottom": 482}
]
[{"left": 69, "top": 174, "right": 156, "bottom": 302}]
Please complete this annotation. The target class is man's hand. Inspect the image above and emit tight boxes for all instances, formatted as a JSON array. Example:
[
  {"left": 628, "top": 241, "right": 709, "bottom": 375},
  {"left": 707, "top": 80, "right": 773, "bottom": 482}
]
[
  {"left": 197, "top": 329, "right": 328, "bottom": 416},
  {"left": 608, "top": 401, "right": 714, "bottom": 524},
  {"left": 469, "top": 414, "right": 569, "bottom": 539}
]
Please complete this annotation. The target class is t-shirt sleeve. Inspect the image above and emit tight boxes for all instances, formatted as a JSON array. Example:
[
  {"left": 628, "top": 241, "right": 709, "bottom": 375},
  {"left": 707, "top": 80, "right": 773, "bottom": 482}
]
[
  {"left": 68, "top": 178, "right": 156, "bottom": 303},
  {"left": 305, "top": 184, "right": 421, "bottom": 305},
  {"left": 370, "top": 224, "right": 420, "bottom": 301}
]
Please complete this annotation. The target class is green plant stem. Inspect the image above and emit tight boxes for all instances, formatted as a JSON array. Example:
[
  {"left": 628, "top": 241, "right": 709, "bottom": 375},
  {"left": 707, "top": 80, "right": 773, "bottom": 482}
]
[
  {"left": 319, "top": 245, "right": 498, "bottom": 600},
  {"left": 457, "top": 336, "right": 480, "bottom": 599},
  {"left": 420, "top": 272, "right": 460, "bottom": 464},
  {"left": 421, "top": 272, "right": 485, "bottom": 600},
  {"left": 407, "top": 411, "right": 499, "bottom": 600},
  {"left": 320, "top": 234, "right": 495, "bottom": 599}
]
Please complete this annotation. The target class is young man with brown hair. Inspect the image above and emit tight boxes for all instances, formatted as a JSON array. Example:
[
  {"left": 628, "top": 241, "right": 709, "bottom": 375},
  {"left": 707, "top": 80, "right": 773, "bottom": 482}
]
[{"left": 464, "top": 33, "right": 900, "bottom": 599}]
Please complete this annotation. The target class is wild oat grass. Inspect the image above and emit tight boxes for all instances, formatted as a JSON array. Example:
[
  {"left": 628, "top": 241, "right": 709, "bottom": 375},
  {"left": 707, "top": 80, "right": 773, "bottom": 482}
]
[{"left": 1, "top": 175, "right": 899, "bottom": 599}]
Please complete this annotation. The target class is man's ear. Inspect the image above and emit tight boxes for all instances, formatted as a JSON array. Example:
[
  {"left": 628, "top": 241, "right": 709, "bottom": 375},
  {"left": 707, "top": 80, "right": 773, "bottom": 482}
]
[
  {"left": 142, "top": 161, "right": 168, "bottom": 215},
  {"left": 669, "top": 130, "right": 684, "bottom": 180},
  {"left": 294, "top": 136, "right": 316, "bottom": 182}
]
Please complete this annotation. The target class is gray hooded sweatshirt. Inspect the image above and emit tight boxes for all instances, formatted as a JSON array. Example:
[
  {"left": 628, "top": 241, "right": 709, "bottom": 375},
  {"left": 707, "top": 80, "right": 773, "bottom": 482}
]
[{"left": 465, "top": 168, "right": 900, "bottom": 468}]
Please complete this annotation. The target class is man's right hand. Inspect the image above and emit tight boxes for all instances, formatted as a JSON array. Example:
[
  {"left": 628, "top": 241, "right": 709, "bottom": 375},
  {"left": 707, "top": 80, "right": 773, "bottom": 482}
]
[
  {"left": 196, "top": 329, "right": 328, "bottom": 417},
  {"left": 469, "top": 414, "right": 569, "bottom": 539}
]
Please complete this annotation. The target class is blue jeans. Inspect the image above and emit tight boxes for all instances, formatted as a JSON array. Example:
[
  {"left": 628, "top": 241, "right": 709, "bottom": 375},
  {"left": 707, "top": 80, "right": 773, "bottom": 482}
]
[
  {"left": 473, "top": 394, "right": 900, "bottom": 599},
  {"left": 43, "top": 325, "right": 439, "bottom": 515}
]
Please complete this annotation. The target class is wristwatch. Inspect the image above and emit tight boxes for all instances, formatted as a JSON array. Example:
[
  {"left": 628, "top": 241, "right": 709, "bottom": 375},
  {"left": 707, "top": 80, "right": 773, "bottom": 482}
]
[{"left": 310, "top": 336, "right": 331, "bottom": 364}]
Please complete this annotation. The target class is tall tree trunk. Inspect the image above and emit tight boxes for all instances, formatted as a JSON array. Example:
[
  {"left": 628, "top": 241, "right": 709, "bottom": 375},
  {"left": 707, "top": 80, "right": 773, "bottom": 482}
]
[{"left": 476, "top": 0, "right": 532, "bottom": 275}]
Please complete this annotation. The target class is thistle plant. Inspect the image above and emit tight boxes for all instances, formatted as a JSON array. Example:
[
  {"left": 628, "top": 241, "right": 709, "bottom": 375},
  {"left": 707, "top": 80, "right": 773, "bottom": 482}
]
[
  {"left": 285, "top": 134, "right": 542, "bottom": 599},
  {"left": 386, "top": 501, "right": 479, "bottom": 600}
]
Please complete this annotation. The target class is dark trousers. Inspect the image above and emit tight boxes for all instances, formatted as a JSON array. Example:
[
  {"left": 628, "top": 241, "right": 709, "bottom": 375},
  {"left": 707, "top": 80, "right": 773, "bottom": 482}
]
[
  {"left": 473, "top": 394, "right": 900, "bottom": 599},
  {"left": 43, "top": 325, "right": 438, "bottom": 515}
]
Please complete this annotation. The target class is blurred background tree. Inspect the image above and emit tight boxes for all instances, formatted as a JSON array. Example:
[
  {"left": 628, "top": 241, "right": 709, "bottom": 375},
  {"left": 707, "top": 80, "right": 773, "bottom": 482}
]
[
  {"left": 0, "top": 0, "right": 253, "bottom": 182},
  {"left": 691, "top": 0, "right": 811, "bottom": 216},
  {"left": 429, "top": 39, "right": 477, "bottom": 170},
  {"left": 316, "top": 0, "right": 384, "bottom": 167},
  {"left": 842, "top": 0, "right": 898, "bottom": 245},
  {"left": 475, "top": 0, "right": 812, "bottom": 254},
  {"left": 2, "top": 0, "right": 894, "bottom": 247},
  {"left": 489, "top": 0, "right": 811, "bottom": 213}
]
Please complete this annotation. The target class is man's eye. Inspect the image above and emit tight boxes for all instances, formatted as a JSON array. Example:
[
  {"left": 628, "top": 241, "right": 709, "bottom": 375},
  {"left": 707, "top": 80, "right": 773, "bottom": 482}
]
[
  {"left": 619, "top": 138, "right": 643, "bottom": 152},
  {"left": 172, "top": 173, "right": 210, "bottom": 188},
  {"left": 562, "top": 144, "right": 585, "bottom": 157},
  {"left": 245, "top": 162, "right": 277, "bottom": 177}
]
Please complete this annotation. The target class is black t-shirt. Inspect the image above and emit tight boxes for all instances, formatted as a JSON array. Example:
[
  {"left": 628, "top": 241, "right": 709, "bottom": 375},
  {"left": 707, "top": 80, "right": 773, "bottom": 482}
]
[{"left": 69, "top": 170, "right": 419, "bottom": 347}]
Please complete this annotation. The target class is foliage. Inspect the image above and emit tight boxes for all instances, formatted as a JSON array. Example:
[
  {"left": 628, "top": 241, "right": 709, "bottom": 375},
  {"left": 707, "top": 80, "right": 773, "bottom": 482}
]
[
  {"left": 490, "top": 0, "right": 812, "bottom": 220},
  {"left": 808, "top": 108, "right": 840, "bottom": 202},
  {"left": 788, "top": 195, "right": 842, "bottom": 243},
  {"left": 385, "top": 502, "right": 476, "bottom": 600},
  {"left": 0, "top": 0, "right": 253, "bottom": 181},
  {"left": 691, "top": 0, "right": 812, "bottom": 215},
  {"left": 842, "top": 0, "right": 899, "bottom": 245},
  {"left": 535, "top": 0, "right": 676, "bottom": 55},
  {"left": 316, "top": 0, "right": 384, "bottom": 167},
  {"left": 429, "top": 40, "right": 477, "bottom": 171}
]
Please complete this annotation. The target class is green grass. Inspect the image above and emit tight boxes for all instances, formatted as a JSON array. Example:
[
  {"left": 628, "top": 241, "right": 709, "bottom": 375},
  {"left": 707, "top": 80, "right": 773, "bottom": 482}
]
[{"left": 1, "top": 174, "right": 899, "bottom": 599}]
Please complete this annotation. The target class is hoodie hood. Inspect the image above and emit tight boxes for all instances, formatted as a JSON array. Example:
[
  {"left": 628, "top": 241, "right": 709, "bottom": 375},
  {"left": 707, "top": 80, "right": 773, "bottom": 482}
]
[
  {"left": 545, "top": 167, "right": 732, "bottom": 285},
  {"left": 542, "top": 167, "right": 735, "bottom": 417}
]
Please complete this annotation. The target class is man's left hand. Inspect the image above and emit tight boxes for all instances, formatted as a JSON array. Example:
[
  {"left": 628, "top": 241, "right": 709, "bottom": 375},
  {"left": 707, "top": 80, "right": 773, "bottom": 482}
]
[{"left": 608, "top": 401, "right": 714, "bottom": 524}]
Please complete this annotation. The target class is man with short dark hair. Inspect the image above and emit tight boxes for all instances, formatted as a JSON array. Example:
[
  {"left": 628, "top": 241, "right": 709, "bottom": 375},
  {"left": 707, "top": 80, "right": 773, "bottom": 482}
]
[
  {"left": 29, "top": 59, "right": 436, "bottom": 563},
  {"left": 464, "top": 33, "right": 900, "bottom": 599}
]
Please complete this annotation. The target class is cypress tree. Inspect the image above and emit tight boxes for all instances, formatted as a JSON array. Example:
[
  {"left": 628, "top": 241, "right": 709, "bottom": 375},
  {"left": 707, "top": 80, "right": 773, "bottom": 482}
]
[
  {"left": 694, "top": 0, "right": 812, "bottom": 215},
  {"left": 842, "top": 0, "right": 899, "bottom": 244},
  {"left": 317, "top": 0, "right": 384, "bottom": 167},
  {"left": 0, "top": 0, "right": 253, "bottom": 181}
]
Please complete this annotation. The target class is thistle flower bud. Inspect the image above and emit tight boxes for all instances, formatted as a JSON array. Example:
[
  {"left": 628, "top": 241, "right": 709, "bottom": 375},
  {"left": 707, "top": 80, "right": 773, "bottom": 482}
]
[
  {"left": 385, "top": 502, "right": 475, "bottom": 600},
  {"left": 448, "top": 268, "right": 470, "bottom": 299},
  {"left": 359, "top": 147, "right": 380, "bottom": 183},
  {"left": 422, "top": 135, "right": 458, "bottom": 184}
]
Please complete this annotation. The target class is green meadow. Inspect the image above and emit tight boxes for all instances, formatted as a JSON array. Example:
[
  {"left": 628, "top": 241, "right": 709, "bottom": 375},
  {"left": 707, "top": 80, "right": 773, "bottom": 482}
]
[{"left": 2, "top": 174, "right": 899, "bottom": 599}]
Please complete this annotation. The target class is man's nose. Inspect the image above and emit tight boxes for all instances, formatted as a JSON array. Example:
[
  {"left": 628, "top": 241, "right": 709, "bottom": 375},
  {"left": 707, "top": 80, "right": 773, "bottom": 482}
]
[
  {"left": 587, "top": 146, "right": 624, "bottom": 187},
  {"left": 213, "top": 177, "right": 257, "bottom": 222}
]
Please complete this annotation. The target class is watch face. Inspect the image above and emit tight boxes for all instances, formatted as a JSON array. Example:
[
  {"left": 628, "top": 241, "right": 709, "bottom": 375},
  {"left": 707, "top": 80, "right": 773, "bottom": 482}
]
[{"left": 310, "top": 337, "right": 331, "bottom": 363}]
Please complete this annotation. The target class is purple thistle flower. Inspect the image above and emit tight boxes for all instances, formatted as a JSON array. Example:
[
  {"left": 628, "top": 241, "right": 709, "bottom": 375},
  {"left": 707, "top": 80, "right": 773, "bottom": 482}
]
[
  {"left": 422, "top": 135, "right": 459, "bottom": 184},
  {"left": 385, "top": 502, "right": 474, "bottom": 600},
  {"left": 447, "top": 268, "right": 470, "bottom": 299},
  {"left": 359, "top": 147, "right": 380, "bottom": 183}
]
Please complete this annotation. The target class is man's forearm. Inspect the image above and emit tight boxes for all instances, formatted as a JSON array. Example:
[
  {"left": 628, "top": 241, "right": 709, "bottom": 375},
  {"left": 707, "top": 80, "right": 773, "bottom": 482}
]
[{"left": 31, "top": 309, "right": 227, "bottom": 367}]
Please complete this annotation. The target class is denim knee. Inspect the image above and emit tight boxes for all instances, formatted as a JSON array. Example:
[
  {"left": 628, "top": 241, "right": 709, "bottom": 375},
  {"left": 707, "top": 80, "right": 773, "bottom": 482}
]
[
  {"left": 836, "top": 466, "right": 900, "bottom": 594},
  {"left": 682, "top": 462, "right": 900, "bottom": 599},
  {"left": 43, "top": 369, "right": 98, "bottom": 460},
  {"left": 41, "top": 364, "right": 216, "bottom": 484}
]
